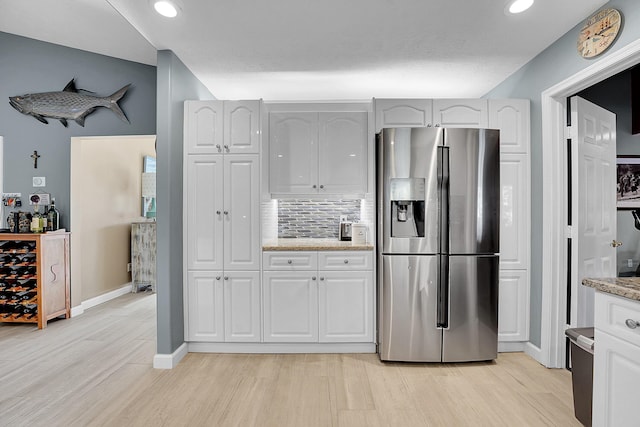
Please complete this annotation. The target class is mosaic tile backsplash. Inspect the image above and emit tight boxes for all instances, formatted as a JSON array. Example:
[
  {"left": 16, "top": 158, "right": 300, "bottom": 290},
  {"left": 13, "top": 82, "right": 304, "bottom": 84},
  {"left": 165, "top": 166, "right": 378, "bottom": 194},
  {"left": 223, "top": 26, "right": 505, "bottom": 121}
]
[{"left": 278, "top": 199, "right": 361, "bottom": 238}]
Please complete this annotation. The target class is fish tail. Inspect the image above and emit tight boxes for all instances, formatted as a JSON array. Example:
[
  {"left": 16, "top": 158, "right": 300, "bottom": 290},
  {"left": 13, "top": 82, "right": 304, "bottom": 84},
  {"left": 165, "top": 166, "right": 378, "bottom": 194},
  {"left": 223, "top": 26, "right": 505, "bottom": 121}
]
[{"left": 107, "top": 84, "right": 131, "bottom": 123}]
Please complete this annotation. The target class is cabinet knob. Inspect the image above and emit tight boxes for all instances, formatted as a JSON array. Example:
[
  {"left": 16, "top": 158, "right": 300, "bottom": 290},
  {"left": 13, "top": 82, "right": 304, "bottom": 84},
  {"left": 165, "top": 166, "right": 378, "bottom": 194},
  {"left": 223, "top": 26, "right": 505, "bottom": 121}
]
[
  {"left": 287, "top": 260, "right": 293, "bottom": 264},
  {"left": 216, "top": 210, "right": 221, "bottom": 215},
  {"left": 224, "top": 276, "right": 229, "bottom": 281},
  {"left": 344, "top": 259, "right": 349, "bottom": 264},
  {"left": 625, "top": 319, "right": 640, "bottom": 329},
  {"left": 312, "top": 276, "right": 316, "bottom": 281},
  {"left": 427, "top": 124, "right": 432, "bottom": 127},
  {"left": 435, "top": 124, "right": 441, "bottom": 127},
  {"left": 215, "top": 276, "right": 221, "bottom": 280},
  {"left": 312, "top": 185, "right": 317, "bottom": 189},
  {"left": 215, "top": 144, "right": 222, "bottom": 151},
  {"left": 224, "top": 145, "right": 229, "bottom": 151},
  {"left": 224, "top": 211, "right": 229, "bottom": 215},
  {"left": 319, "top": 185, "right": 324, "bottom": 189},
  {"left": 611, "top": 240, "right": 623, "bottom": 248},
  {"left": 320, "top": 277, "right": 325, "bottom": 281}
]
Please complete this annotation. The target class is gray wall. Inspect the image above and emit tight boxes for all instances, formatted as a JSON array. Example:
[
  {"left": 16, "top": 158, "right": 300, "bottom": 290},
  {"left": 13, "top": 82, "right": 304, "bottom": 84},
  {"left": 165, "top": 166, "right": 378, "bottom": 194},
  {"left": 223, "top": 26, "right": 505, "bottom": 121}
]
[
  {"left": 576, "top": 70, "right": 640, "bottom": 276},
  {"left": 156, "top": 50, "right": 214, "bottom": 355},
  {"left": 0, "top": 32, "right": 156, "bottom": 228},
  {"left": 485, "top": 0, "right": 640, "bottom": 347}
]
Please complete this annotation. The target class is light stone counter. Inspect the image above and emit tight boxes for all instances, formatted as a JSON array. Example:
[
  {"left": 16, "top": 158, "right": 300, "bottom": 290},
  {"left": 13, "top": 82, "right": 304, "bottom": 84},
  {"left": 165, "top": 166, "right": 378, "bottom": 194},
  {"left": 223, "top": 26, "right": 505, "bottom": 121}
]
[
  {"left": 582, "top": 277, "right": 640, "bottom": 302},
  {"left": 263, "top": 238, "right": 373, "bottom": 251}
]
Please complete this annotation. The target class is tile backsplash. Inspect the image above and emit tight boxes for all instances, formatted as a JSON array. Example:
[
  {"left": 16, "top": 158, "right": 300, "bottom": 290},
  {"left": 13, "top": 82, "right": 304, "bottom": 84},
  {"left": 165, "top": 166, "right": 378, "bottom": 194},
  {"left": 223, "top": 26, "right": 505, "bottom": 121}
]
[{"left": 278, "top": 199, "right": 361, "bottom": 238}]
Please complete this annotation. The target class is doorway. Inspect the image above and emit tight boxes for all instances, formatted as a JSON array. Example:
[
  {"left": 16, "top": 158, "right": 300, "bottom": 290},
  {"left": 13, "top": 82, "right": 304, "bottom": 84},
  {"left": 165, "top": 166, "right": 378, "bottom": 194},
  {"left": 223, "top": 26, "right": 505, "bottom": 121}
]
[{"left": 541, "top": 39, "right": 640, "bottom": 368}]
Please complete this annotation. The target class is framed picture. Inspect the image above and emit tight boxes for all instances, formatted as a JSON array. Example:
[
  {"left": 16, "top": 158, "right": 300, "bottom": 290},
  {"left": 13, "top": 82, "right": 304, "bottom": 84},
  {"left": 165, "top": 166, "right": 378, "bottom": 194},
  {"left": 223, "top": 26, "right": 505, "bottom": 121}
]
[{"left": 617, "top": 156, "right": 640, "bottom": 209}]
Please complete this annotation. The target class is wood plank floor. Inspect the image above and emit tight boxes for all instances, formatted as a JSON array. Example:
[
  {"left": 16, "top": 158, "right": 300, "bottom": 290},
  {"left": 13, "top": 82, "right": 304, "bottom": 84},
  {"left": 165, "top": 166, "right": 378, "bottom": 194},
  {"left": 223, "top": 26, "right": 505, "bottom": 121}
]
[{"left": 0, "top": 293, "right": 581, "bottom": 427}]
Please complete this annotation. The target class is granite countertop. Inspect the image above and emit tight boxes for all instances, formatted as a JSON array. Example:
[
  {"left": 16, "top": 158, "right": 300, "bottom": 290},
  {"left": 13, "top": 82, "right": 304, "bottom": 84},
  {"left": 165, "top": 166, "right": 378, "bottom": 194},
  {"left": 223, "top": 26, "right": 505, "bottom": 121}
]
[
  {"left": 582, "top": 277, "right": 640, "bottom": 302},
  {"left": 263, "top": 238, "right": 374, "bottom": 251}
]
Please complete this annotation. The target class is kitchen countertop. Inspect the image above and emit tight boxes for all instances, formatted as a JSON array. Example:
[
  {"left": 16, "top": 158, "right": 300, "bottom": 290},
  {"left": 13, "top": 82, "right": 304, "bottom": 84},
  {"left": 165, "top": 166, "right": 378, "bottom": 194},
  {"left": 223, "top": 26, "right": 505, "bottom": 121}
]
[
  {"left": 582, "top": 277, "right": 640, "bottom": 302},
  {"left": 263, "top": 238, "right": 374, "bottom": 251}
]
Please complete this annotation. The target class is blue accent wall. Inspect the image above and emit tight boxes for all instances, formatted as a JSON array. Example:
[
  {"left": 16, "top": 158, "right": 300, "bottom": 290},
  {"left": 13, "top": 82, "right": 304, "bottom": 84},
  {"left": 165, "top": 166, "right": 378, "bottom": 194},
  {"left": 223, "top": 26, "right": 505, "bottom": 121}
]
[
  {"left": 0, "top": 31, "right": 156, "bottom": 228},
  {"left": 485, "top": 0, "right": 640, "bottom": 347},
  {"left": 156, "top": 50, "right": 214, "bottom": 355}
]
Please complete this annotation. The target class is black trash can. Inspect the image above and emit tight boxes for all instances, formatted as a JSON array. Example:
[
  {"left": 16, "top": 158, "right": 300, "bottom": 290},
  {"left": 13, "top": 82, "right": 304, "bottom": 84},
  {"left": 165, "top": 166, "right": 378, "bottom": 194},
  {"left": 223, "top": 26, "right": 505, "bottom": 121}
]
[{"left": 565, "top": 327, "right": 594, "bottom": 427}]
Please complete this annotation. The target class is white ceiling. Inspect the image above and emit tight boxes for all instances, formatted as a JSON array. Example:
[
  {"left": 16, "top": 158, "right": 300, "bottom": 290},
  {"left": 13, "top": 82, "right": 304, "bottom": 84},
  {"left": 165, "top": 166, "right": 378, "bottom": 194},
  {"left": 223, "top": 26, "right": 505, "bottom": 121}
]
[{"left": 0, "top": 0, "right": 609, "bottom": 100}]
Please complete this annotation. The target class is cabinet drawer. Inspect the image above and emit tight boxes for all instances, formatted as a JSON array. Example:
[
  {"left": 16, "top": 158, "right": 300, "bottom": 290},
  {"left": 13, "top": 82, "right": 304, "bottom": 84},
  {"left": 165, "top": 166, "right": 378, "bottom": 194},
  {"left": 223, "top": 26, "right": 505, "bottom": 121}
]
[
  {"left": 263, "top": 251, "right": 318, "bottom": 270},
  {"left": 595, "top": 291, "right": 640, "bottom": 348},
  {"left": 318, "top": 251, "right": 373, "bottom": 270}
]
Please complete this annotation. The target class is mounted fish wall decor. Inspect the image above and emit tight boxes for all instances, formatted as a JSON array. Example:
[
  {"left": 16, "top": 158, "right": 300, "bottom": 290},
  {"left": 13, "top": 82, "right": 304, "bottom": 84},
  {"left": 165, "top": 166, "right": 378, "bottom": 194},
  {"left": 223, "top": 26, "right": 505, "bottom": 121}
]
[{"left": 9, "top": 79, "right": 130, "bottom": 127}]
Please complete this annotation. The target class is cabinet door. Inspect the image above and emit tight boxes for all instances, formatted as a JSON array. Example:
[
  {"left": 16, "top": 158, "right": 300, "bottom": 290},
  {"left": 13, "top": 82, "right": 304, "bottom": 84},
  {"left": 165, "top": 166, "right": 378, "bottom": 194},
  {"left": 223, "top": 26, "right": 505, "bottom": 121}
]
[
  {"left": 318, "top": 112, "right": 368, "bottom": 194},
  {"left": 224, "top": 271, "right": 261, "bottom": 342},
  {"left": 269, "top": 112, "right": 318, "bottom": 194},
  {"left": 593, "top": 329, "right": 640, "bottom": 427},
  {"left": 263, "top": 271, "right": 318, "bottom": 342},
  {"left": 432, "top": 99, "right": 488, "bottom": 128},
  {"left": 224, "top": 100, "right": 260, "bottom": 154},
  {"left": 499, "top": 153, "right": 529, "bottom": 270},
  {"left": 224, "top": 155, "right": 260, "bottom": 270},
  {"left": 186, "top": 155, "right": 224, "bottom": 271},
  {"left": 374, "top": 99, "right": 433, "bottom": 132},
  {"left": 318, "top": 271, "right": 373, "bottom": 342},
  {"left": 186, "top": 271, "right": 224, "bottom": 342},
  {"left": 185, "top": 101, "right": 224, "bottom": 154},
  {"left": 489, "top": 99, "right": 530, "bottom": 154},
  {"left": 498, "top": 270, "right": 529, "bottom": 342}
]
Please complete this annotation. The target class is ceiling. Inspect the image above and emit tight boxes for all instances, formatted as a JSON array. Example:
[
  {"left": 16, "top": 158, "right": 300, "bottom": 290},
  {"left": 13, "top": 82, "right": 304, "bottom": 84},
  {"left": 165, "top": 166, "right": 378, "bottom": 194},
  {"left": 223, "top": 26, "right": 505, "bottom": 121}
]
[{"left": 0, "top": 0, "right": 609, "bottom": 100}]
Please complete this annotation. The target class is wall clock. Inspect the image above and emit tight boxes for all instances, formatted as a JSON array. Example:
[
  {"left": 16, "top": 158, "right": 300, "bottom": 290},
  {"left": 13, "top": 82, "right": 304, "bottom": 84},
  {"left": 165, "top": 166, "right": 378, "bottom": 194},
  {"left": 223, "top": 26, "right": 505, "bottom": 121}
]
[{"left": 577, "top": 8, "right": 622, "bottom": 59}]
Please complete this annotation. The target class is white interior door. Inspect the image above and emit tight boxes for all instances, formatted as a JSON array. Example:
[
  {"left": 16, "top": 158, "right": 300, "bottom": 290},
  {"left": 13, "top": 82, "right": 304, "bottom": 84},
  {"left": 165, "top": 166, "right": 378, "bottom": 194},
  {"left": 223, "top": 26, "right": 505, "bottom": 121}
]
[{"left": 570, "top": 96, "right": 616, "bottom": 328}]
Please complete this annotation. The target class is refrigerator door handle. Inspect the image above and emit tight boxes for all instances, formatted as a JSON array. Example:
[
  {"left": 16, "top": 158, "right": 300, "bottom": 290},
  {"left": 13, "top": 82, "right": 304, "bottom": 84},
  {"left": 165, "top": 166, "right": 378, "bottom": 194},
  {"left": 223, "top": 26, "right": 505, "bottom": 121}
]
[
  {"left": 437, "top": 255, "right": 449, "bottom": 328},
  {"left": 439, "top": 147, "right": 450, "bottom": 254}
]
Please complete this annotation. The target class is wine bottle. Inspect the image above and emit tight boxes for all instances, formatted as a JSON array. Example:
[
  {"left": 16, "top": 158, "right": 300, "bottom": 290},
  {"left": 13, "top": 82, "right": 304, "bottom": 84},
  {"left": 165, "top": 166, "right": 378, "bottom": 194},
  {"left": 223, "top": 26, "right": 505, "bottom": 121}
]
[
  {"left": 30, "top": 206, "right": 42, "bottom": 233},
  {"left": 47, "top": 198, "right": 60, "bottom": 231}
]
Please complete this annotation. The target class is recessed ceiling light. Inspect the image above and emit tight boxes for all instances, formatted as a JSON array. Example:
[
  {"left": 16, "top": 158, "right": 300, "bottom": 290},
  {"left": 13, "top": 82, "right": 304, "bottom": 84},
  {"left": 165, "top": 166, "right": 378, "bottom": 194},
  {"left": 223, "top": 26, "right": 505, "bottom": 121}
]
[
  {"left": 506, "top": 0, "right": 534, "bottom": 14},
  {"left": 153, "top": 0, "right": 180, "bottom": 18}
]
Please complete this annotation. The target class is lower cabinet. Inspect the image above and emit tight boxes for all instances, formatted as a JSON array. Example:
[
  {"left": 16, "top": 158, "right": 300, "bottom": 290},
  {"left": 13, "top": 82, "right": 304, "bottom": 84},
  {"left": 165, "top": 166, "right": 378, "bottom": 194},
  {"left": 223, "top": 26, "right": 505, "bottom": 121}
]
[
  {"left": 497, "top": 270, "right": 529, "bottom": 342},
  {"left": 262, "top": 251, "right": 374, "bottom": 344},
  {"left": 593, "top": 291, "right": 640, "bottom": 426},
  {"left": 186, "top": 270, "right": 260, "bottom": 342}
]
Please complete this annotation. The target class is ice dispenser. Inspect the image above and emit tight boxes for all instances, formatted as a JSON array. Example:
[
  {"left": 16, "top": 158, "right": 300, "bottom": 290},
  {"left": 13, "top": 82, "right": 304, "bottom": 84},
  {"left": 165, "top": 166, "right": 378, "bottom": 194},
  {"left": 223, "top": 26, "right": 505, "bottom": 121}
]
[{"left": 390, "top": 178, "right": 425, "bottom": 238}]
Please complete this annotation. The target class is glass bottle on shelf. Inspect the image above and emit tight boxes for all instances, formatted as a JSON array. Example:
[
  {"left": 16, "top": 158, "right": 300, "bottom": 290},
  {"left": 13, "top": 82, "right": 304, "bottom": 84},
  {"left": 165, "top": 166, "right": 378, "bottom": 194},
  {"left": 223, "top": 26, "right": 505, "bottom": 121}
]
[
  {"left": 30, "top": 206, "right": 42, "bottom": 233},
  {"left": 47, "top": 198, "right": 60, "bottom": 231}
]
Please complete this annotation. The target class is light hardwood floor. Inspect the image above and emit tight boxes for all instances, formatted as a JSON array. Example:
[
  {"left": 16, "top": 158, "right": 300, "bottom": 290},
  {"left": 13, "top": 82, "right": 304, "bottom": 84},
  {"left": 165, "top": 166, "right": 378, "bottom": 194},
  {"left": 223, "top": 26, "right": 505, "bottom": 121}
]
[{"left": 0, "top": 293, "right": 581, "bottom": 427}]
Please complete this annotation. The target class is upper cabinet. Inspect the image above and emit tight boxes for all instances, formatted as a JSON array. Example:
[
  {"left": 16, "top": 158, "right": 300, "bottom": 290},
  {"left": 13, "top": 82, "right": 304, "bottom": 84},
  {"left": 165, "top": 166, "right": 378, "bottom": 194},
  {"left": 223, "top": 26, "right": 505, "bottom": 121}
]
[
  {"left": 269, "top": 107, "right": 368, "bottom": 196},
  {"left": 489, "top": 99, "right": 530, "bottom": 154},
  {"left": 432, "top": 99, "right": 488, "bottom": 128},
  {"left": 374, "top": 98, "right": 488, "bottom": 131},
  {"left": 185, "top": 100, "right": 260, "bottom": 155},
  {"left": 375, "top": 99, "right": 433, "bottom": 131}
]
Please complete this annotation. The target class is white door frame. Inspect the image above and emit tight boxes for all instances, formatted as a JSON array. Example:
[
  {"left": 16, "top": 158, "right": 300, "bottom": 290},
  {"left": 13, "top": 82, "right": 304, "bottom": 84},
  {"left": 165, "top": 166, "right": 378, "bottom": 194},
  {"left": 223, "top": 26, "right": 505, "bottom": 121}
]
[{"left": 541, "top": 38, "right": 640, "bottom": 368}]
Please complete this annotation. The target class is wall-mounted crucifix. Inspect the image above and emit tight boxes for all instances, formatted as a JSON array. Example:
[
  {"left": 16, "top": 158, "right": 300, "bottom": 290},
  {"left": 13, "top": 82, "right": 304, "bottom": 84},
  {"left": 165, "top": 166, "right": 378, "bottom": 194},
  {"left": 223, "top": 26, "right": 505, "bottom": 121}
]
[{"left": 31, "top": 150, "right": 40, "bottom": 169}]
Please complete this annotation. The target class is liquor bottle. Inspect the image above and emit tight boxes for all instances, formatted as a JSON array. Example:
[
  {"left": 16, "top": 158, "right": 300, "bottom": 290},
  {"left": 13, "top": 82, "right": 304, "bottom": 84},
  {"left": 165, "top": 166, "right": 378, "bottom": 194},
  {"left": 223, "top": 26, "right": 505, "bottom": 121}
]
[
  {"left": 47, "top": 198, "right": 60, "bottom": 231},
  {"left": 30, "top": 206, "right": 42, "bottom": 233}
]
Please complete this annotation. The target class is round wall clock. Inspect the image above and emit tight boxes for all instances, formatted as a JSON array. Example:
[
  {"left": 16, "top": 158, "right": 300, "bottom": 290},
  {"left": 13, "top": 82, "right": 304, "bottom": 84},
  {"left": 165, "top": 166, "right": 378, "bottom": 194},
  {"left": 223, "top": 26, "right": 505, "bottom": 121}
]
[{"left": 577, "top": 8, "right": 622, "bottom": 59}]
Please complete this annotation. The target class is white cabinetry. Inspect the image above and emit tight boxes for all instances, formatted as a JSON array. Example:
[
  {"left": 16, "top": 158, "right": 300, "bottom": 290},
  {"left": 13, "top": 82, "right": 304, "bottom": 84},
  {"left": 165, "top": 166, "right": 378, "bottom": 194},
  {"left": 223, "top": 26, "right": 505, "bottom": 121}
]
[
  {"left": 262, "top": 251, "right": 374, "bottom": 343},
  {"left": 184, "top": 100, "right": 262, "bottom": 344},
  {"left": 374, "top": 98, "right": 488, "bottom": 131},
  {"left": 489, "top": 99, "right": 531, "bottom": 346},
  {"left": 269, "top": 108, "right": 368, "bottom": 196},
  {"left": 185, "top": 100, "right": 260, "bottom": 155},
  {"left": 593, "top": 291, "right": 640, "bottom": 426}
]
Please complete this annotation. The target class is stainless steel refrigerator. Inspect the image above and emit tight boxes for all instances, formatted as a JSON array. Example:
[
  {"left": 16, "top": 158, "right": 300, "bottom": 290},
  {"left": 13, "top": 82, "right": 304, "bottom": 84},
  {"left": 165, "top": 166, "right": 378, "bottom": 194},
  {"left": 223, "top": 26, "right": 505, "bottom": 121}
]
[{"left": 377, "top": 127, "right": 500, "bottom": 362}]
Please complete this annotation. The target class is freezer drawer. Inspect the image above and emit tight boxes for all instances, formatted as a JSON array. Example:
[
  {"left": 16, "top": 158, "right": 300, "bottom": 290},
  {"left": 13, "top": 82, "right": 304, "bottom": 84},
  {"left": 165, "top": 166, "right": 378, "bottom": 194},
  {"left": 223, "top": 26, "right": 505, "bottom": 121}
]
[
  {"left": 379, "top": 255, "right": 441, "bottom": 362},
  {"left": 442, "top": 255, "right": 498, "bottom": 362}
]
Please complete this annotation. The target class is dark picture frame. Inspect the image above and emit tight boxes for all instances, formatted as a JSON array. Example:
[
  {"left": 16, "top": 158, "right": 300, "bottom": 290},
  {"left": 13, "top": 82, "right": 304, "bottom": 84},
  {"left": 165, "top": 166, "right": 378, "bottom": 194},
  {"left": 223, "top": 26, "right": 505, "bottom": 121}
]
[{"left": 617, "top": 155, "right": 640, "bottom": 209}]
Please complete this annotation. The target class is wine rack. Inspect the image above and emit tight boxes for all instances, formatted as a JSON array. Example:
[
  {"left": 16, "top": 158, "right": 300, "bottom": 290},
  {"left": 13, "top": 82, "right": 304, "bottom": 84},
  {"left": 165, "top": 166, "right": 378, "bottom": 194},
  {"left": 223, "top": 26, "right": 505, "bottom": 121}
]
[{"left": 0, "top": 233, "right": 70, "bottom": 329}]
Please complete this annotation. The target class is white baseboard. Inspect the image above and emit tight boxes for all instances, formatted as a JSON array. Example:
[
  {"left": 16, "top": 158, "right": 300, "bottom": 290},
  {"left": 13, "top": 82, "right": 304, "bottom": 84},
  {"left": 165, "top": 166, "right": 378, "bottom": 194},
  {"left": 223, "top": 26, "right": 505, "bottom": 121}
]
[
  {"left": 70, "top": 282, "right": 134, "bottom": 317},
  {"left": 154, "top": 343, "right": 188, "bottom": 369},
  {"left": 498, "top": 341, "right": 527, "bottom": 353},
  {"left": 525, "top": 342, "right": 544, "bottom": 365},
  {"left": 188, "top": 342, "right": 377, "bottom": 354}
]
